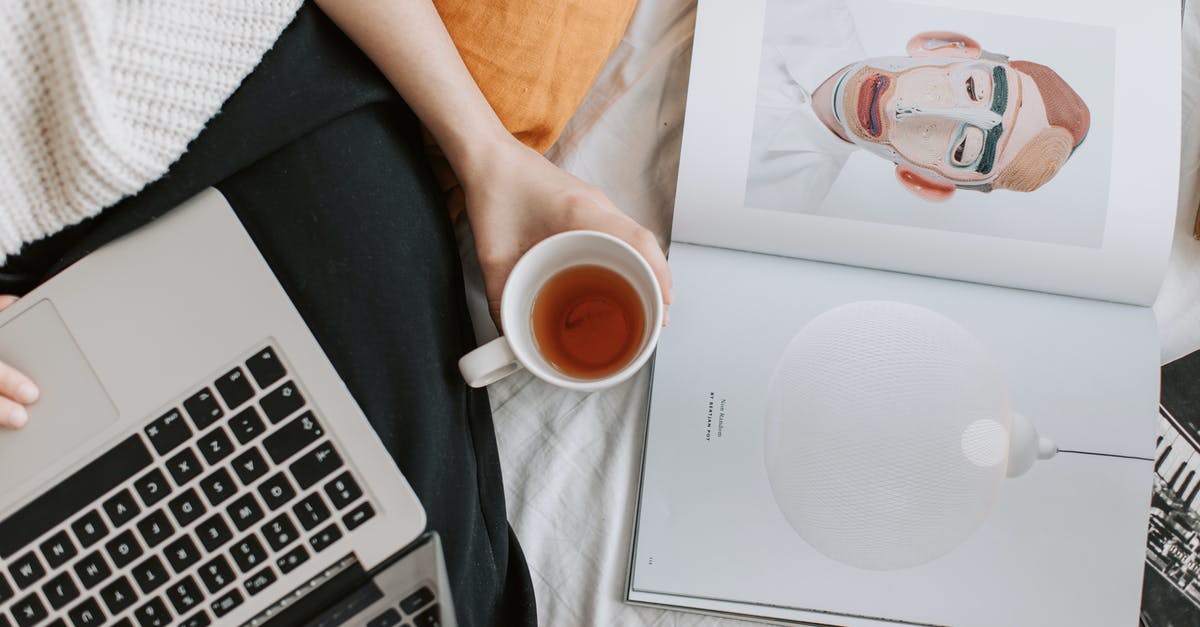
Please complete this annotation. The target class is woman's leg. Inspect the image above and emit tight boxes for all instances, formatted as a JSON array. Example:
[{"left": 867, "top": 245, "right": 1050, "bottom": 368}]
[
  {"left": 5, "top": 6, "right": 535, "bottom": 625},
  {"left": 215, "top": 102, "right": 537, "bottom": 627}
]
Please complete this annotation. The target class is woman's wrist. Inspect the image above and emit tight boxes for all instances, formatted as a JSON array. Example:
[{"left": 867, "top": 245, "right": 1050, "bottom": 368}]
[{"left": 437, "top": 119, "right": 518, "bottom": 184}]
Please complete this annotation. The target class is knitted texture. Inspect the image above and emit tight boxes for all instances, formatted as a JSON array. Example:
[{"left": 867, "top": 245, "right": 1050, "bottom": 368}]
[{"left": 0, "top": 0, "right": 303, "bottom": 263}]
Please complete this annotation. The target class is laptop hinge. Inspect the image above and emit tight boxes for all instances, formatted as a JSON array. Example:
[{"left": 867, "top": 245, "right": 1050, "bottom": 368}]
[{"left": 242, "top": 554, "right": 373, "bottom": 627}]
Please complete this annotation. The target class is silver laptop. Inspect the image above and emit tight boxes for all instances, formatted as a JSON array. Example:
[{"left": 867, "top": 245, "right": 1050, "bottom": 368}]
[{"left": 0, "top": 189, "right": 456, "bottom": 627}]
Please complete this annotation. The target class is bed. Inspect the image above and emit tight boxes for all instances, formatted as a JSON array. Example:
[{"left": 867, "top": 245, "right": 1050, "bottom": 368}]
[{"left": 456, "top": 1, "right": 1200, "bottom": 624}]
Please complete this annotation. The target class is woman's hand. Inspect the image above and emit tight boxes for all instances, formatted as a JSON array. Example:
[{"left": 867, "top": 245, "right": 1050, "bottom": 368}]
[
  {"left": 0, "top": 295, "right": 38, "bottom": 428},
  {"left": 461, "top": 136, "right": 673, "bottom": 329}
]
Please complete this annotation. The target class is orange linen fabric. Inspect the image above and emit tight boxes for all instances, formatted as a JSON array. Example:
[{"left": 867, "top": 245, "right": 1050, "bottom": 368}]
[
  {"left": 435, "top": 0, "right": 637, "bottom": 153},
  {"left": 428, "top": 0, "right": 638, "bottom": 218}
]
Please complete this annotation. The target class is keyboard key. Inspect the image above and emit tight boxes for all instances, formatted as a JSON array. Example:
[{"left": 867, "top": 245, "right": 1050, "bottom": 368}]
[
  {"left": 0, "top": 435, "right": 152, "bottom": 559},
  {"left": 133, "top": 469, "right": 171, "bottom": 507},
  {"left": 230, "top": 535, "right": 266, "bottom": 573},
  {"left": 258, "top": 473, "right": 296, "bottom": 510},
  {"left": 39, "top": 529, "right": 77, "bottom": 570},
  {"left": 291, "top": 441, "right": 343, "bottom": 490},
  {"left": 400, "top": 586, "right": 435, "bottom": 614},
  {"left": 229, "top": 407, "right": 266, "bottom": 445},
  {"left": 133, "top": 596, "right": 170, "bottom": 627},
  {"left": 144, "top": 409, "right": 191, "bottom": 456},
  {"left": 100, "top": 576, "right": 136, "bottom": 615},
  {"left": 198, "top": 556, "right": 235, "bottom": 594},
  {"left": 67, "top": 597, "right": 105, "bottom": 627},
  {"left": 226, "top": 494, "right": 264, "bottom": 532},
  {"left": 195, "top": 514, "right": 233, "bottom": 552},
  {"left": 42, "top": 571, "right": 80, "bottom": 609},
  {"left": 166, "top": 575, "right": 203, "bottom": 615},
  {"left": 260, "top": 381, "right": 304, "bottom": 424},
  {"left": 0, "top": 571, "right": 13, "bottom": 603},
  {"left": 179, "top": 611, "right": 211, "bottom": 627},
  {"left": 164, "top": 535, "right": 202, "bottom": 574},
  {"left": 368, "top": 609, "right": 402, "bottom": 627},
  {"left": 196, "top": 428, "right": 234, "bottom": 466},
  {"left": 231, "top": 448, "right": 269, "bottom": 487},
  {"left": 45, "top": 619, "right": 65, "bottom": 627},
  {"left": 168, "top": 488, "right": 205, "bottom": 527},
  {"left": 261, "top": 514, "right": 299, "bottom": 552},
  {"left": 74, "top": 551, "right": 111, "bottom": 590},
  {"left": 308, "top": 524, "right": 342, "bottom": 553},
  {"left": 364, "top": 605, "right": 403, "bottom": 624},
  {"left": 263, "top": 412, "right": 323, "bottom": 464},
  {"left": 131, "top": 555, "right": 169, "bottom": 594},
  {"left": 71, "top": 510, "right": 109, "bottom": 550},
  {"left": 210, "top": 588, "right": 243, "bottom": 618},
  {"left": 105, "top": 529, "right": 144, "bottom": 569},
  {"left": 135, "top": 510, "right": 174, "bottom": 549},
  {"left": 275, "top": 545, "right": 309, "bottom": 575},
  {"left": 11, "top": 592, "right": 47, "bottom": 627},
  {"left": 343, "top": 502, "right": 375, "bottom": 531},
  {"left": 246, "top": 347, "right": 286, "bottom": 388},
  {"left": 293, "top": 493, "right": 331, "bottom": 530},
  {"left": 111, "top": 619, "right": 133, "bottom": 627},
  {"left": 103, "top": 489, "right": 140, "bottom": 528},
  {"left": 199, "top": 468, "right": 236, "bottom": 507},
  {"left": 243, "top": 566, "right": 276, "bottom": 597},
  {"left": 166, "top": 448, "right": 203, "bottom": 486},
  {"left": 214, "top": 367, "right": 254, "bottom": 411},
  {"left": 183, "top": 388, "right": 223, "bottom": 431},
  {"left": 324, "top": 472, "right": 363, "bottom": 510},
  {"left": 9, "top": 551, "right": 45, "bottom": 589},
  {"left": 413, "top": 605, "right": 441, "bottom": 627}
]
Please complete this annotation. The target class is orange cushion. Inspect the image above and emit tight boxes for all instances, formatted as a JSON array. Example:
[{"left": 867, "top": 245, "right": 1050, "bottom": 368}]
[{"left": 434, "top": 0, "right": 638, "bottom": 153}]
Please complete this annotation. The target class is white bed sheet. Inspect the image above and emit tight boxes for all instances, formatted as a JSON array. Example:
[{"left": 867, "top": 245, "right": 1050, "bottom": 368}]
[{"left": 462, "top": 1, "right": 1200, "bottom": 624}]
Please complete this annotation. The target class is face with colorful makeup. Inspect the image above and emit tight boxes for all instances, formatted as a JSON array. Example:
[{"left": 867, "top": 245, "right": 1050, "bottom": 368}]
[{"left": 813, "top": 32, "right": 1090, "bottom": 201}]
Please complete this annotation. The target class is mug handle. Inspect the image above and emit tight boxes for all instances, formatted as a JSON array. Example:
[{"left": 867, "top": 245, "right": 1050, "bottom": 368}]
[{"left": 459, "top": 337, "right": 523, "bottom": 387}]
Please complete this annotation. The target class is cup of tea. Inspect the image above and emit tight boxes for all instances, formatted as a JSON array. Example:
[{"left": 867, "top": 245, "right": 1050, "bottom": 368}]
[{"left": 458, "top": 230, "right": 664, "bottom": 391}]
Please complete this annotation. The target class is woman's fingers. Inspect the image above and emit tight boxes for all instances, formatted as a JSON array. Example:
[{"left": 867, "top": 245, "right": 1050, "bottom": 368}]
[
  {"left": 0, "top": 295, "right": 39, "bottom": 428},
  {"left": 0, "top": 361, "right": 38, "bottom": 406},
  {"left": 0, "top": 396, "right": 29, "bottom": 429},
  {"left": 577, "top": 203, "right": 674, "bottom": 326}
]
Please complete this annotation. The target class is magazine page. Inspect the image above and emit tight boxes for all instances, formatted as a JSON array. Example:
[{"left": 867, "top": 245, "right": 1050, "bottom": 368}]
[
  {"left": 629, "top": 243, "right": 1157, "bottom": 626},
  {"left": 671, "top": 0, "right": 1179, "bottom": 306},
  {"left": 1143, "top": 350, "right": 1200, "bottom": 625}
]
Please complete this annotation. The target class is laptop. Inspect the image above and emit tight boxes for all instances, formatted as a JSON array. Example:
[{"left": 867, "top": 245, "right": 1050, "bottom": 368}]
[{"left": 0, "top": 189, "right": 456, "bottom": 627}]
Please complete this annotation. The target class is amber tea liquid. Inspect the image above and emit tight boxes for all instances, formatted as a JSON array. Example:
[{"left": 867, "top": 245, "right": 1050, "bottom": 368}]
[{"left": 531, "top": 265, "right": 646, "bottom": 379}]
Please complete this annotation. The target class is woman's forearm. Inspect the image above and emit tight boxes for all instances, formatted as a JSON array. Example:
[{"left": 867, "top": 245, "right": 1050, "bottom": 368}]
[
  {"left": 314, "top": 0, "right": 512, "bottom": 179},
  {"left": 315, "top": 0, "right": 673, "bottom": 323}
]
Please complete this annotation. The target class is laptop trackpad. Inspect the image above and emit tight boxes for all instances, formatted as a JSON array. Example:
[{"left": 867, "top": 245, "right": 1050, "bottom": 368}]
[{"left": 0, "top": 300, "right": 118, "bottom": 491}]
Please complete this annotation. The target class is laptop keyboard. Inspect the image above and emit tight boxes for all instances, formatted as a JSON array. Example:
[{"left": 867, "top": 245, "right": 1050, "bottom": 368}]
[{"left": 0, "top": 345, "right": 377, "bottom": 627}]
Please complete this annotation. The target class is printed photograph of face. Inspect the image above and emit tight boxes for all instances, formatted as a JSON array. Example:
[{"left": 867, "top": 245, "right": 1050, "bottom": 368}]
[{"left": 745, "top": 0, "right": 1114, "bottom": 248}]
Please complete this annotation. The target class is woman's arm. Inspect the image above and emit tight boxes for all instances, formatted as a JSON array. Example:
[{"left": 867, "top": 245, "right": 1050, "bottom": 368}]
[{"left": 313, "top": 0, "right": 672, "bottom": 326}]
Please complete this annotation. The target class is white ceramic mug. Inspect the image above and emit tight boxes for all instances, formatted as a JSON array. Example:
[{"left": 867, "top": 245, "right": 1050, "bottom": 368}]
[{"left": 458, "top": 230, "right": 663, "bottom": 391}]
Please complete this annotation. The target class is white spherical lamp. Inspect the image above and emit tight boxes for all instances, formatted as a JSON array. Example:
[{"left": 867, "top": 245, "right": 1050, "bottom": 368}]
[{"left": 763, "top": 301, "right": 1055, "bottom": 571}]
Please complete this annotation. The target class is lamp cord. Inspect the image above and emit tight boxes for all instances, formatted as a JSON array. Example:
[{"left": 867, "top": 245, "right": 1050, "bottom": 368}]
[{"left": 1056, "top": 448, "right": 1153, "bottom": 462}]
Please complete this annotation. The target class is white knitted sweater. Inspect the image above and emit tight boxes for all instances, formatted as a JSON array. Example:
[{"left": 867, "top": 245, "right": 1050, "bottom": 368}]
[{"left": 0, "top": 0, "right": 304, "bottom": 263}]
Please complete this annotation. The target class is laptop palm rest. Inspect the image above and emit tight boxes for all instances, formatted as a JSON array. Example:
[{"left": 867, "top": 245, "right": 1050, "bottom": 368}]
[{"left": 0, "top": 300, "right": 117, "bottom": 491}]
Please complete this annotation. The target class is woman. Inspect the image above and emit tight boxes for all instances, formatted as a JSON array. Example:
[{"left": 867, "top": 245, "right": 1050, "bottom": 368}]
[{"left": 0, "top": 1, "right": 672, "bottom": 624}]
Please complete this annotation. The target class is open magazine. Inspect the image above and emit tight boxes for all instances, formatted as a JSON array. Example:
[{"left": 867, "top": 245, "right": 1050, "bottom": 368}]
[{"left": 627, "top": 1, "right": 1180, "bottom": 626}]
